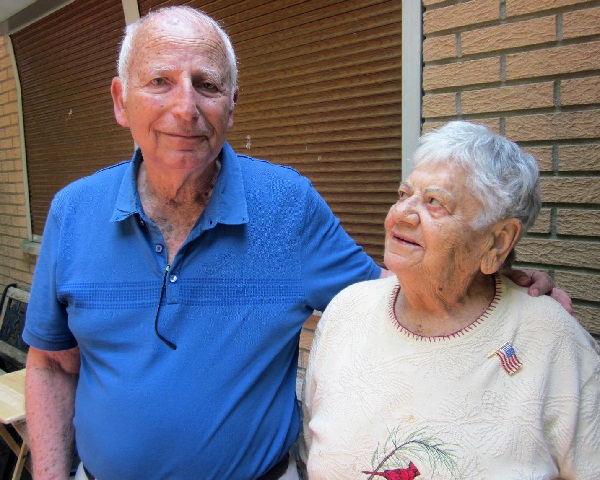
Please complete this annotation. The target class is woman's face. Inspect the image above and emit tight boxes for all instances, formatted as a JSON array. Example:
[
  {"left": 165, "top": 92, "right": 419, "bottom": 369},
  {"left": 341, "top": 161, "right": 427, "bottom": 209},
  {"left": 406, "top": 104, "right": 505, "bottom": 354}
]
[{"left": 384, "top": 162, "right": 493, "bottom": 283}]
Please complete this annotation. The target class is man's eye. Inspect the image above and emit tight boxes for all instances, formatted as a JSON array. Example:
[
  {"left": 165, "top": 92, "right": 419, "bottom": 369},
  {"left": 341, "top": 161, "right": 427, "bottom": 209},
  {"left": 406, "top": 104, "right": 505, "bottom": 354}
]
[
  {"left": 398, "top": 191, "right": 408, "bottom": 199},
  {"left": 200, "top": 82, "right": 218, "bottom": 91},
  {"left": 428, "top": 197, "right": 442, "bottom": 206},
  {"left": 151, "top": 78, "right": 166, "bottom": 86}
]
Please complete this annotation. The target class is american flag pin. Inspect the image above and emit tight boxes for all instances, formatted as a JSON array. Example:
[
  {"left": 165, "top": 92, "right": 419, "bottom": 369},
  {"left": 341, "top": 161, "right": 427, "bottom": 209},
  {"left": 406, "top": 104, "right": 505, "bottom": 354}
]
[{"left": 488, "top": 342, "right": 523, "bottom": 375}]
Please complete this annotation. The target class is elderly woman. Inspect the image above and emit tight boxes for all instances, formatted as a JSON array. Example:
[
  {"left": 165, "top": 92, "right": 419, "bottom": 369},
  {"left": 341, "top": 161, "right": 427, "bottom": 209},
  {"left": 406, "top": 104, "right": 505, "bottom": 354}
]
[{"left": 301, "top": 121, "right": 600, "bottom": 479}]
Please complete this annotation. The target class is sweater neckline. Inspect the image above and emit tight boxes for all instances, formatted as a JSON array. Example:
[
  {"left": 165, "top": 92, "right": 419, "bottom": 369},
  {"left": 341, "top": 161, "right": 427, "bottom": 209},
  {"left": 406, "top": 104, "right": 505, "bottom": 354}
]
[{"left": 387, "top": 273, "right": 503, "bottom": 342}]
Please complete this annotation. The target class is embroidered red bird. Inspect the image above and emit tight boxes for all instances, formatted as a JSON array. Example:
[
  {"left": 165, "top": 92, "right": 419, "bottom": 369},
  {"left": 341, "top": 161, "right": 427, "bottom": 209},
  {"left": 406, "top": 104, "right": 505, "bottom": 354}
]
[{"left": 363, "top": 461, "right": 420, "bottom": 480}]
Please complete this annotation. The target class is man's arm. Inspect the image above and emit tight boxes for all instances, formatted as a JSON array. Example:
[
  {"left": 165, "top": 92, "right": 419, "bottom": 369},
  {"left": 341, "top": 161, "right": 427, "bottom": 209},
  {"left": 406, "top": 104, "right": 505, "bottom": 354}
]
[{"left": 26, "top": 346, "right": 81, "bottom": 479}]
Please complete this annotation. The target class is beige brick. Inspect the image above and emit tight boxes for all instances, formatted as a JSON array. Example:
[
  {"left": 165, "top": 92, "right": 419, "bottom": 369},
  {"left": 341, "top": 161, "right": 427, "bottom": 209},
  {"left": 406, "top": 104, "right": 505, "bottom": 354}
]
[
  {"left": 528, "top": 207, "right": 552, "bottom": 234},
  {"left": 506, "top": 42, "right": 600, "bottom": 81},
  {"left": 462, "top": 17, "right": 556, "bottom": 55},
  {"left": 506, "top": 0, "right": 592, "bottom": 17},
  {"left": 422, "top": 118, "right": 501, "bottom": 134},
  {"left": 423, "top": 0, "right": 448, "bottom": 6},
  {"left": 516, "top": 238, "right": 600, "bottom": 269},
  {"left": 461, "top": 82, "right": 554, "bottom": 115},
  {"left": 303, "top": 314, "right": 319, "bottom": 331},
  {"left": 423, "top": 35, "right": 457, "bottom": 62},
  {"left": 562, "top": 76, "right": 600, "bottom": 106},
  {"left": 3, "top": 103, "right": 16, "bottom": 114},
  {"left": 299, "top": 329, "right": 314, "bottom": 351},
  {"left": 554, "top": 270, "right": 600, "bottom": 302},
  {"left": 558, "top": 144, "right": 600, "bottom": 171},
  {"left": 557, "top": 208, "right": 600, "bottom": 236},
  {"left": 541, "top": 177, "right": 600, "bottom": 203},
  {"left": 523, "top": 146, "right": 553, "bottom": 172},
  {"left": 4, "top": 125, "right": 18, "bottom": 137},
  {"left": 424, "top": 0, "right": 499, "bottom": 35},
  {"left": 424, "top": 57, "right": 500, "bottom": 90},
  {"left": 422, "top": 92, "right": 456, "bottom": 118},
  {"left": 563, "top": 6, "right": 600, "bottom": 39},
  {"left": 505, "top": 111, "right": 600, "bottom": 142},
  {"left": 571, "top": 305, "right": 600, "bottom": 336}
]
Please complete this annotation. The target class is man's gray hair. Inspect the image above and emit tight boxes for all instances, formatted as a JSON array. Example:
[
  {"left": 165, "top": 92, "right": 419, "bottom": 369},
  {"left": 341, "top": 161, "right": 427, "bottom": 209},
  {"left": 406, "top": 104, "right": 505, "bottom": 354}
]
[
  {"left": 117, "top": 6, "right": 238, "bottom": 102},
  {"left": 412, "top": 121, "right": 541, "bottom": 236}
]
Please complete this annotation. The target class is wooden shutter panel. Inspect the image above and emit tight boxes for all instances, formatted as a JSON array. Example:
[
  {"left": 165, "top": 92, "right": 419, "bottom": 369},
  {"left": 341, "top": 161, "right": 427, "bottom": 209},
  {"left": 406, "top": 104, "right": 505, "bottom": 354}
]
[
  {"left": 140, "top": 0, "right": 402, "bottom": 266},
  {"left": 11, "top": 0, "right": 134, "bottom": 236}
]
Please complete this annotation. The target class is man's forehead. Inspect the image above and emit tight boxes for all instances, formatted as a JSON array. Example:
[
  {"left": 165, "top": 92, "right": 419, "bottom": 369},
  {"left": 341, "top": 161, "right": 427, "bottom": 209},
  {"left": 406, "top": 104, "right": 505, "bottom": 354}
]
[
  {"left": 133, "top": 24, "right": 226, "bottom": 64},
  {"left": 134, "top": 12, "right": 221, "bottom": 48}
]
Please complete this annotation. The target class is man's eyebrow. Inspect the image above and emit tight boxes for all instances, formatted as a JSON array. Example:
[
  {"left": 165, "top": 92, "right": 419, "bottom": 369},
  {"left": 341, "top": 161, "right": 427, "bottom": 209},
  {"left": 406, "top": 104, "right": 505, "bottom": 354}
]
[{"left": 147, "top": 66, "right": 174, "bottom": 76}]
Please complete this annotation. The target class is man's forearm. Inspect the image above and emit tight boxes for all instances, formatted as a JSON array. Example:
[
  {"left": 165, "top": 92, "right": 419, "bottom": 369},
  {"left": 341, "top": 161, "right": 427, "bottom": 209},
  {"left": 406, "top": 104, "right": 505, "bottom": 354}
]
[{"left": 26, "top": 347, "right": 80, "bottom": 479}]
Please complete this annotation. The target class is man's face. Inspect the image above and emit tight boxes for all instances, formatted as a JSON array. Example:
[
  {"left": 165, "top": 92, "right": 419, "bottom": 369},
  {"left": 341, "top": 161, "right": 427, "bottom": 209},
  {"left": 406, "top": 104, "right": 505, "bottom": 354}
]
[{"left": 112, "top": 15, "right": 236, "bottom": 172}]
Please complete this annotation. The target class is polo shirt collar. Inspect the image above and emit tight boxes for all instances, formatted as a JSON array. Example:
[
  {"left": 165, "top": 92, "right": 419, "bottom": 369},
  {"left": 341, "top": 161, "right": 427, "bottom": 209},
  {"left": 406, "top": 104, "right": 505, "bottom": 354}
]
[{"left": 110, "top": 142, "right": 249, "bottom": 227}]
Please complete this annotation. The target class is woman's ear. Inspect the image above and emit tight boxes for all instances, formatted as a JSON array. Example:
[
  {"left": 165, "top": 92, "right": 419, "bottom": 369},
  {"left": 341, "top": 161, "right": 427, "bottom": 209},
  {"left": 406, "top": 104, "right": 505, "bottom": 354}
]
[
  {"left": 481, "top": 219, "right": 522, "bottom": 275},
  {"left": 111, "top": 77, "right": 129, "bottom": 128}
]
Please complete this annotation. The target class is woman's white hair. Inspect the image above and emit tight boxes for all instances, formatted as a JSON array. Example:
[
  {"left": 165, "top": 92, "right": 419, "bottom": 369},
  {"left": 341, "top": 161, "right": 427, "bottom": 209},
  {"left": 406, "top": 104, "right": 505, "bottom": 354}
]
[
  {"left": 412, "top": 121, "right": 541, "bottom": 236},
  {"left": 116, "top": 6, "right": 238, "bottom": 102}
]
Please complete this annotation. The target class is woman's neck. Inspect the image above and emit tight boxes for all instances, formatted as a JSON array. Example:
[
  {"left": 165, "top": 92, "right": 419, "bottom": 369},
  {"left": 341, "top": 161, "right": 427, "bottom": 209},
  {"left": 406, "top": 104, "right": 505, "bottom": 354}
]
[{"left": 394, "top": 271, "right": 496, "bottom": 337}]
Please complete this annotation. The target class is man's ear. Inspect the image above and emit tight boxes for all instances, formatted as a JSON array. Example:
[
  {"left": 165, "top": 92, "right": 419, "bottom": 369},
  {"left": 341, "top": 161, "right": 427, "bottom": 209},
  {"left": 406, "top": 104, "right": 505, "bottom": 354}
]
[
  {"left": 111, "top": 77, "right": 129, "bottom": 128},
  {"left": 481, "top": 219, "right": 522, "bottom": 275},
  {"left": 227, "top": 87, "right": 239, "bottom": 130}
]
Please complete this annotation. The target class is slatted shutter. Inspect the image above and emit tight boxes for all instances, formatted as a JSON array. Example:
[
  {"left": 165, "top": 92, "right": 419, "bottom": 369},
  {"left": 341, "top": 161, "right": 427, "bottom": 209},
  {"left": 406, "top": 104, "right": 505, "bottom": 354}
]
[
  {"left": 139, "top": 0, "right": 402, "bottom": 265},
  {"left": 11, "top": 0, "right": 134, "bottom": 236}
]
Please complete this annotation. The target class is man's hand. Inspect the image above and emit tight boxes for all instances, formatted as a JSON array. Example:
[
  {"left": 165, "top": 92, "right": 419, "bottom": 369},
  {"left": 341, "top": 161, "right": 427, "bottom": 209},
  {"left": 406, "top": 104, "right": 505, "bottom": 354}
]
[{"left": 504, "top": 269, "right": 573, "bottom": 314}]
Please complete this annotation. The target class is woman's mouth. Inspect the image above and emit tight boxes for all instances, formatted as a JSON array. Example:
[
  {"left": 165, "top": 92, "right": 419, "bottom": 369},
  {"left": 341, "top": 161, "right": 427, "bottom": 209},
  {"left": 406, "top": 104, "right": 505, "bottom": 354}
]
[{"left": 393, "top": 233, "right": 421, "bottom": 247}]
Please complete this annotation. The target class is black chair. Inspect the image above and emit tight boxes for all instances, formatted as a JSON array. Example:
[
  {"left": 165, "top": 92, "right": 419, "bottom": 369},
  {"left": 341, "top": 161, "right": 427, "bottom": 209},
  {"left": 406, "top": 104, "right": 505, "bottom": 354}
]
[{"left": 0, "top": 285, "right": 29, "bottom": 373}]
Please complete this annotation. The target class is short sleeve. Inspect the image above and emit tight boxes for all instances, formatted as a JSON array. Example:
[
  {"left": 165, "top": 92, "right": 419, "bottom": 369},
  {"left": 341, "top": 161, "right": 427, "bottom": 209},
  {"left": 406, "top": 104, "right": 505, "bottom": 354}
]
[
  {"left": 22, "top": 199, "right": 77, "bottom": 351},
  {"left": 300, "top": 186, "right": 380, "bottom": 312}
]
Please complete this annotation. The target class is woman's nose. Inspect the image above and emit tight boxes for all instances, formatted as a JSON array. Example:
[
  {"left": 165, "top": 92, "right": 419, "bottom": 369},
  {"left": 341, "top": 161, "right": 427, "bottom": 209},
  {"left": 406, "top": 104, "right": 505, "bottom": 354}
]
[{"left": 391, "top": 199, "right": 420, "bottom": 225}]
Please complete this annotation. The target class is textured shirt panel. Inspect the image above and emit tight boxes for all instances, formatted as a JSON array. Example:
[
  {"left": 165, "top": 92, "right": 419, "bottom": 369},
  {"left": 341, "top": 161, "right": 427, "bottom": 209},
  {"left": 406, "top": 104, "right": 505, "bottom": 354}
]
[
  {"left": 303, "top": 275, "right": 600, "bottom": 479},
  {"left": 24, "top": 143, "right": 379, "bottom": 478}
]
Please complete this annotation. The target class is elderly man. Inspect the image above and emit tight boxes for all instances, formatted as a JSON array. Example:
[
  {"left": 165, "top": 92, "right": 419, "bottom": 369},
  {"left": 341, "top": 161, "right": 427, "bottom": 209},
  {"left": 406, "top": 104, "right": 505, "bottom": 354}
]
[{"left": 23, "top": 6, "right": 565, "bottom": 480}]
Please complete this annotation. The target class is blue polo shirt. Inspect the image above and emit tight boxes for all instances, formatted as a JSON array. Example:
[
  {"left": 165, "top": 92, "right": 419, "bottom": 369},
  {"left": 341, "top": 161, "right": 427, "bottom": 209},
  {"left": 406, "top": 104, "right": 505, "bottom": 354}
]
[{"left": 24, "top": 143, "right": 380, "bottom": 479}]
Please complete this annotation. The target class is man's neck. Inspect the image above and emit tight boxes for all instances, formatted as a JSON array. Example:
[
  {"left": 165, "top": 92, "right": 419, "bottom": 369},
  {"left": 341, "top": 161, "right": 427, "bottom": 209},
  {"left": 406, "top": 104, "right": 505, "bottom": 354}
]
[{"left": 137, "top": 158, "right": 221, "bottom": 263}]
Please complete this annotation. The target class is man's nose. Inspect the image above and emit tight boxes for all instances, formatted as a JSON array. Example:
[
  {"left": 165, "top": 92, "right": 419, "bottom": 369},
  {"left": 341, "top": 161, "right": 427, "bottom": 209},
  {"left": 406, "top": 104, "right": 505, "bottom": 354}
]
[{"left": 172, "top": 81, "right": 200, "bottom": 120}]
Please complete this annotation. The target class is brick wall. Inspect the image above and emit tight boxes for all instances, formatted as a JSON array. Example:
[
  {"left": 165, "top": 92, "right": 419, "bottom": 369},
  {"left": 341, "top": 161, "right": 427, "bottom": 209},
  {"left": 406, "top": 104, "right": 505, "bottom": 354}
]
[
  {"left": 298, "top": 0, "right": 600, "bottom": 381},
  {"left": 421, "top": 0, "right": 600, "bottom": 336},
  {"left": 0, "top": 37, "right": 35, "bottom": 291}
]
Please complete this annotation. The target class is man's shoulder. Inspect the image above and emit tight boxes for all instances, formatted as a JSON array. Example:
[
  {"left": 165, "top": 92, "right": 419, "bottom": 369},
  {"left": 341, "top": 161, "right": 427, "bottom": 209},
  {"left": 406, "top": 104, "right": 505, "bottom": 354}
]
[
  {"left": 52, "top": 160, "right": 131, "bottom": 212},
  {"left": 60, "top": 160, "right": 130, "bottom": 192},
  {"left": 502, "top": 275, "right": 599, "bottom": 356},
  {"left": 236, "top": 153, "right": 306, "bottom": 181}
]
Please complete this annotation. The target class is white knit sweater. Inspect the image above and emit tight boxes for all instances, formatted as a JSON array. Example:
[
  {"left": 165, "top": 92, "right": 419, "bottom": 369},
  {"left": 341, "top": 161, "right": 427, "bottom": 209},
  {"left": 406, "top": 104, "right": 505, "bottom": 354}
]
[{"left": 302, "top": 275, "right": 600, "bottom": 479}]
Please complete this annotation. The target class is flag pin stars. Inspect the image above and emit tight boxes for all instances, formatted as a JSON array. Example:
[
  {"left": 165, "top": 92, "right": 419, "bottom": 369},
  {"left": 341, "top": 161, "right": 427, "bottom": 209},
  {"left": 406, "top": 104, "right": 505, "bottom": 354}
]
[{"left": 488, "top": 342, "right": 523, "bottom": 375}]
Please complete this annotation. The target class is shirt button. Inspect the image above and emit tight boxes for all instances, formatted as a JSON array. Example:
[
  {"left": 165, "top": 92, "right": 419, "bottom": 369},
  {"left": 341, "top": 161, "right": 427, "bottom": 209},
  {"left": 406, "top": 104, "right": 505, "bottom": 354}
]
[
  {"left": 169, "top": 275, "right": 178, "bottom": 283},
  {"left": 155, "top": 244, "right": 164, "bottom": 253}
]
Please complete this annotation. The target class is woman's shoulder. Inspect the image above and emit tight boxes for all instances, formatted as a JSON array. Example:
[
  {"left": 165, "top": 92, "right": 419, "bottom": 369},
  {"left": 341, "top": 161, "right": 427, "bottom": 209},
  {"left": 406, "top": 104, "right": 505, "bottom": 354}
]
[
  {"left": 320, "top": 276, "right": 397, "bottom": 326},
  {"left": 331, "top": 275, "right": 397, "bottom": 305},
  {"left": 501, "top": 275, "right": 600, "bottom": 361}
]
